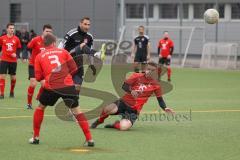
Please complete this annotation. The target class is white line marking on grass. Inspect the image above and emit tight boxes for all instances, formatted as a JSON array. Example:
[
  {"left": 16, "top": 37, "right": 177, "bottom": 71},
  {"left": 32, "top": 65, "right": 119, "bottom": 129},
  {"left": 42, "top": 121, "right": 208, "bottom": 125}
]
[
  {"left": 0, "top": 115, "right": 55, "bottom": 119},
  {"left": 1, "top": 109, "right": 240, "bottom": 119}
]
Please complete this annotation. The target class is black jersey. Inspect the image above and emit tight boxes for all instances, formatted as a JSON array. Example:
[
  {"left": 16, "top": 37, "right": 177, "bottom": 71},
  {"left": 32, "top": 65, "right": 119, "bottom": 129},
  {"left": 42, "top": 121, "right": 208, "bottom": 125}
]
[
  {"left": 59, "top": 26, "right": 93, "bottom": 77},
  {"left": 134, "top": 35, "right": 149, "bottom": 55}
]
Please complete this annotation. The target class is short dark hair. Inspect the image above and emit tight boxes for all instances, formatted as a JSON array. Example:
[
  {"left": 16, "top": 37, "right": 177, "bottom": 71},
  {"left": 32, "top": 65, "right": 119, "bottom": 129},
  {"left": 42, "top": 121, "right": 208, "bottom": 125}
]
[
  {"left": 80, "top": 17, "right": 90, "bottom": 22},
  {"left": 6, "top": 23, "right": 14, "bottom": 28},
  {"left": 43, "top": 24, "right": 52, "bottom": 31},
  {"left": 43, "top": 33, "right": 56, "bottom": 46},
  {"left": 148, "top": 61, "right": 158, "bottom": 68},
  {"left": 139, "top": 25, "right": 144, "bottom": 29}
]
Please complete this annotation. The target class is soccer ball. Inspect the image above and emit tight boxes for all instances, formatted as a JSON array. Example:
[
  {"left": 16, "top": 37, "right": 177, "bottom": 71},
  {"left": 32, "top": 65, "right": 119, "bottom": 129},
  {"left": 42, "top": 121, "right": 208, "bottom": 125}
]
[{"left": 204, "top": 9, "right": 219, "bottom": 24}]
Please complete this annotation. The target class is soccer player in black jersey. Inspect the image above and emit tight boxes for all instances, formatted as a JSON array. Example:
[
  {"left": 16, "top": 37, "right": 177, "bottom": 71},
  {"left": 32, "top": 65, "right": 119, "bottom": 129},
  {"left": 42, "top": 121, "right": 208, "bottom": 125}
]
[{"left": 131, "top": 26, "right": 151, "bottom": 73}]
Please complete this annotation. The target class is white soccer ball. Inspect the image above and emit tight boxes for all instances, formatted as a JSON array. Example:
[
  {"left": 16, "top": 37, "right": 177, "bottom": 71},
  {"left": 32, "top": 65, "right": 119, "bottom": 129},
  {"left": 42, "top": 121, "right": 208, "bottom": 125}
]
[{"left": 204, "top": 9, "right": 219, "bottom": 24}]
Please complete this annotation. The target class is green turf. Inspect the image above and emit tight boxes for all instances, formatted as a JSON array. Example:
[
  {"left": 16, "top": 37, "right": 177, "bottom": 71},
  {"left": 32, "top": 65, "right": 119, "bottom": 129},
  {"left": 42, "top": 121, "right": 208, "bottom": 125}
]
[{"left": 0, "top": 62, "right": 240, "bottom": 160}]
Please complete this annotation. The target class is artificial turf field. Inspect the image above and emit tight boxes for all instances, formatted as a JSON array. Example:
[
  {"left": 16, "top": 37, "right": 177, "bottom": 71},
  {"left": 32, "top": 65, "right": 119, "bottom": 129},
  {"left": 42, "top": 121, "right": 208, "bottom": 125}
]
[{"left": 0, "top": 62, "right": 240, "bottom": 160}]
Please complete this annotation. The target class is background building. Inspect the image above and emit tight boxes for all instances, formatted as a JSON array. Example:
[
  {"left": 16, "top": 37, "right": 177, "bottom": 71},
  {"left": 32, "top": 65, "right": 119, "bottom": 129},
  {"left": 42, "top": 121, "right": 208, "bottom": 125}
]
[{"left": 0, "top": 0, "right": 239, "bottom": 68}]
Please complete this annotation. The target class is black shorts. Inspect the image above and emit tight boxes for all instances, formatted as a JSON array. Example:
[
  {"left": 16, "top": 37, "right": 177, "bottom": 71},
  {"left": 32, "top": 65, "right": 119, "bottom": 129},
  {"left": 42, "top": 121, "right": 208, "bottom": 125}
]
[
  {"left": 0, "top": 61, "right": 17, "bottom": 75},
  {"left": 159, "top": 57, "right": 171, "bottom": 66},
  {"left": 39, "top": 86, "right": 79, "bottom": 108},
  {"left": 28, "top": 65, "right": 35, "bottom": 79},
  {"left": 134, "top": 53, "right": 147, "bottom": 63},
  {"left": 114, "top": 99, "right": 138, "bottom": 125}
]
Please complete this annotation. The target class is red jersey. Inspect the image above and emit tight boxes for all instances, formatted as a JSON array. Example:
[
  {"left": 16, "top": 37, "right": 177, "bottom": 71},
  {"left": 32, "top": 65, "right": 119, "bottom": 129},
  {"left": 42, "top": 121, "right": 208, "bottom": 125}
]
[
  {"left": 122, "top": 73, "right": 162, "bottom": 112},
  {"left": 34, "top": 46, "right": 77, "bottom": 90},
  {"left": 158, "top": 38, "right": 174, "bottom": 58},
  {"left": 27, "top": 36, "right": 46, "bottom": 66},
  {"left": 0, "top": 35, "right": 21, "bottom": 62}
]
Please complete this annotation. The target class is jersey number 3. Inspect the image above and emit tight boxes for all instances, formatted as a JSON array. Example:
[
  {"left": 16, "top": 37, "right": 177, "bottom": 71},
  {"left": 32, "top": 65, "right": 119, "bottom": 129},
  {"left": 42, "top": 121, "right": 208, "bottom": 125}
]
[{"left": 49, "top": 55, "right": 62, "bottom": 72}]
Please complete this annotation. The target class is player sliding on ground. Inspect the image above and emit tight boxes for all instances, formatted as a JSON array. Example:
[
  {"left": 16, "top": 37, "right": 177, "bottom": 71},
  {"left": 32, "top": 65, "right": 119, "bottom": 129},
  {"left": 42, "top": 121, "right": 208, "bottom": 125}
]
[
  {"left": 91, "top": 62, "right": 175, "bottom": 131},
  {"left": 29, "top": 33, "right": 105, "bottom": 146}
]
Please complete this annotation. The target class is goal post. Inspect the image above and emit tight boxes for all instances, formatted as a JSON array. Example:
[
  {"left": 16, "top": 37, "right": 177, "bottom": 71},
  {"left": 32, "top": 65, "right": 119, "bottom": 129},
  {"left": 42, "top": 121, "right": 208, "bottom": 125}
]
[{"left": 200, "top": 42, "right": 239, "bottom": 69}]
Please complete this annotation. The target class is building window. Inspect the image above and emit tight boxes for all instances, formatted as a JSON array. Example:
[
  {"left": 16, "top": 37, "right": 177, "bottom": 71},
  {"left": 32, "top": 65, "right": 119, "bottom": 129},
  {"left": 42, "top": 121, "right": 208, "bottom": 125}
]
[
  {"left": 126, "top": 4, "right": 144, "bottom": 19},
  {"left": 218, "top": 4, "right": 225, "bottom": 18},
  {"left": 194, "top": 3, "right": 214, "bottom": 19},
  {"left": 183, "top": 4, "right": 189, "bottom": 19},
  {"left": 159, "top": 4, "right": 178, "bottom": 19},
  {"left": 10, "top": 3, "right": 21, "bottom": 23},
  {"left": 148, "top": 4, "right": 154, "bottom": 18},
  {"left": 231, "top": 3, "right": 240, "bottom": 19}
]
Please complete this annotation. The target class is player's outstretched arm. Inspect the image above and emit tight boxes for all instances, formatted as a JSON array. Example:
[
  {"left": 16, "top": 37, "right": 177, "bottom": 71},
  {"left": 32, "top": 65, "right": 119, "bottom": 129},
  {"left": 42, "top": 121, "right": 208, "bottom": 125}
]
[{"left": 157, "top": 97, "right": 175, "bottom": 114}]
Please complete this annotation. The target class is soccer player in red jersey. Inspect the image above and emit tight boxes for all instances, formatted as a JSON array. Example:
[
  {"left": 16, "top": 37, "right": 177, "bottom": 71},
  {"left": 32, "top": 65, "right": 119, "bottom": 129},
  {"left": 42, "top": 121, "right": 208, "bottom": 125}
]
[
  {"left": 157, "top": 31, "right": 174, "bottom": 82},
  {"left": 0, "top": 23, "right": 21, "bottom": 99},
  {"left": 29, "top": 33, "right": 94, "bottom": 147},
  {"left": 91, "top": 62, "right": 174, "bottom": 131},
  {"left": 26, "top": 24, "right": 53, "bottom": 109}
]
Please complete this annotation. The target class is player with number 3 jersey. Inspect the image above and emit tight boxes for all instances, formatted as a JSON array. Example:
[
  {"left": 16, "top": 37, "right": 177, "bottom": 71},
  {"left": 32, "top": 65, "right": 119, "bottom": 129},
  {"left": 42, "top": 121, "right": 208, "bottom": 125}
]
[{"left": 30, "top": 33, "right": 95, "bottom": 147}]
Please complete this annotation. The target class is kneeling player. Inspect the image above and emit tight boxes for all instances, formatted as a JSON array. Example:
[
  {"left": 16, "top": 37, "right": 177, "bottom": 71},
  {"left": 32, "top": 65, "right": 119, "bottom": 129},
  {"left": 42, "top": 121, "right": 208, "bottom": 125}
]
[
  {"left": 91, "top": 62, "right": 174, "bottom": 131},
  {"left": 29, "top": 33, "right": 94, "bottom": 147}
]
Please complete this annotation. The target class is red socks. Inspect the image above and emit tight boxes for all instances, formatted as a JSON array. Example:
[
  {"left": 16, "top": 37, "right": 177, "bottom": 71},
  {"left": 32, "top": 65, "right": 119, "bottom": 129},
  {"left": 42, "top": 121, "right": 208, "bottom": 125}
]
[
  {"left": 113, "top": 121, "right": 120, "bottom": 130},
  {"left": 167, "top": 67, "right": 171, "bottom": 80},
  {"left": 36, "top": 87, "right": 44, "bottom": 100},
  {"left": 0, "top": 79, "right": 5, "bottom": 96},
  {"left": 33, "top": 107, "right": 44, "bottom": 138},
  {"left": 10, "top": 79, "right": 16, "bottom": 94},
  {"left": 98, "top": 111, "right": 109, "bottom": 123},
  {"left": 27, "top": 86, "right": 35, "bottom": 105},
  {"left": 33, "top": 109, "right": 92, "bottom": 141},
  {"left": 75, "top": 113, "right": 92, "bottom": 141}
]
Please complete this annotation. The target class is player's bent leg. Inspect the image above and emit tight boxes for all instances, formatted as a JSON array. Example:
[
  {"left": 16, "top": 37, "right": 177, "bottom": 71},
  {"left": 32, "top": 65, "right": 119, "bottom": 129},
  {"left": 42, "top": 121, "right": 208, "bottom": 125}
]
[
  {"left": 75, "top": 43, "right": 106, "bottom": 61},
  {"left": 64, "top": 90, "right": 94, "bottom": 147},
  {"left": 104, "top": 119, "right": 132, "bottom": 131},
  {"left": 104, "top": 100, "right": 137, "bottom": 131},
  {"left": 119, "top": 119, "right": 132, "bottom": 131},
  {"left": 91, "top": 103, "right": 118, "bottom": 129}
]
